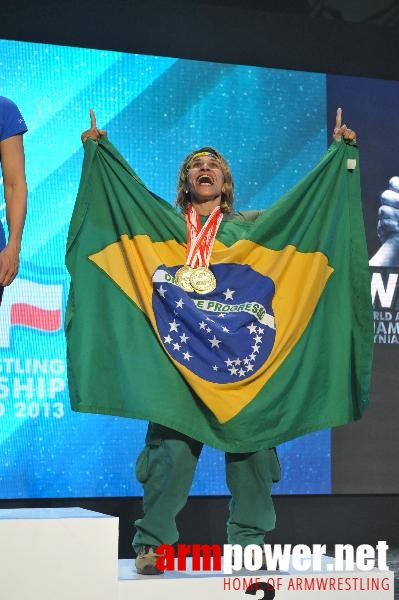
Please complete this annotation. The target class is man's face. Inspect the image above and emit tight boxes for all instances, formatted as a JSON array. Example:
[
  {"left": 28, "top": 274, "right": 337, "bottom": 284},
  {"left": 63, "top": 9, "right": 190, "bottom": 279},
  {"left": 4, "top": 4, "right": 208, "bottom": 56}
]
[{"left": 186, "top": 155, "right": 225, "bottom": 203}]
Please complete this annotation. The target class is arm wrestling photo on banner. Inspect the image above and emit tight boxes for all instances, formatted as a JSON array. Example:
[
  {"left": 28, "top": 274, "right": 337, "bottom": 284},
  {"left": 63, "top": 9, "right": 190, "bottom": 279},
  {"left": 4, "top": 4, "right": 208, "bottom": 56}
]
[{"left": 0, "top": 14, "right": 398, "bottom": 597}]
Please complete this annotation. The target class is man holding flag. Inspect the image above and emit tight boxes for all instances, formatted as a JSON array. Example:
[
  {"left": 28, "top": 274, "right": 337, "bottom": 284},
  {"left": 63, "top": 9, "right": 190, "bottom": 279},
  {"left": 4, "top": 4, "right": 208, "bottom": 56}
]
[{"left": 67, "top": 108, "right": 372, "bottom": 575}]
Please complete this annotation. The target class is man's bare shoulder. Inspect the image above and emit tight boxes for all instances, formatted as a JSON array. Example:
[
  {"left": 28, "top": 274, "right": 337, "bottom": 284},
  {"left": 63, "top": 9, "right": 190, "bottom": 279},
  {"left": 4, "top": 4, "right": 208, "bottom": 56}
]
[{"left": 224, "top": 210, "right": 264, "bottom": 222}]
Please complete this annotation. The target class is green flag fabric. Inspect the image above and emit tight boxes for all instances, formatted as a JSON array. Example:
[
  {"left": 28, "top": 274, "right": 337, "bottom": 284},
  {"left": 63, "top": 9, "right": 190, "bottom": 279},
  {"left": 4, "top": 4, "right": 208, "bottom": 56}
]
[{"left": 65, "top": 137, "right": 373, "bottom": 453}]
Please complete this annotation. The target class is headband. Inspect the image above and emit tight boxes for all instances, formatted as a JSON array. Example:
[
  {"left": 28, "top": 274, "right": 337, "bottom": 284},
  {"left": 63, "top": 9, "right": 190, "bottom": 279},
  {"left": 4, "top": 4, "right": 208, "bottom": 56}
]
[{"left": 186, "top": 151, "right": 220, "bottom": 171}]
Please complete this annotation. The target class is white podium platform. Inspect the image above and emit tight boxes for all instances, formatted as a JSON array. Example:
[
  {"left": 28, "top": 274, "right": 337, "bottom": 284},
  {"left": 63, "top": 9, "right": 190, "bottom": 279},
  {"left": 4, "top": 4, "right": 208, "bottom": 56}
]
[
  {"left": 0, "top": 507, "right": 119, "bottom": 600},
  {"left": 0, "top": 507, "right": 394, "bottom": 600}
]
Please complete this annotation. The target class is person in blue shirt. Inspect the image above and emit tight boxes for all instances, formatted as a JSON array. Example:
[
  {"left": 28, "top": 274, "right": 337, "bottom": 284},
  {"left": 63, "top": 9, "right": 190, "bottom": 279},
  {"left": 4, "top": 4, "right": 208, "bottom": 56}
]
[{"left": 0, "top": 96, "right": 28, "bottom": 303}]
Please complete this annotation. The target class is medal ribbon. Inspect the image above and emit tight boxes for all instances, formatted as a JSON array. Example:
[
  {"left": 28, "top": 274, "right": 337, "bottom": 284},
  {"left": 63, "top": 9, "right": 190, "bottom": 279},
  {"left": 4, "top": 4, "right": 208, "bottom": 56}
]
[{"left": 185, "top": 205, "right": 224, "bottom": 268}]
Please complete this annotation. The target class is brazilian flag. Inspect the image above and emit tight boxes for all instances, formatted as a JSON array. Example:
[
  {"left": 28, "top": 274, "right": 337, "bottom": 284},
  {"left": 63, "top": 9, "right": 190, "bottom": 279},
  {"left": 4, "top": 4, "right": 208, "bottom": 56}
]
[{"left": 65, "top": 137, "right": 373, "bottom": 452}]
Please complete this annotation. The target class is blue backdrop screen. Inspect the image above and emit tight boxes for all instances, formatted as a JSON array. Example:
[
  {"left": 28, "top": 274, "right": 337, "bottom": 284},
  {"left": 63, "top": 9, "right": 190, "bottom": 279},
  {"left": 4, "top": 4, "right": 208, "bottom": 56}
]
[{"left": 0, "top": 39, "right": 330, "bottom": 498}]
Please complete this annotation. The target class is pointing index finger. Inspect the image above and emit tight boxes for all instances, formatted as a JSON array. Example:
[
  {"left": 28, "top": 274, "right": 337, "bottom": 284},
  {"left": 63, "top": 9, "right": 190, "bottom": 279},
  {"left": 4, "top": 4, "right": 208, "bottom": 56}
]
[
  {"left": 335, "top": 107, "right": 342, "bottom": 131},
  {"left": 89, "top": 108, "right": 97, "bottom": 129}
]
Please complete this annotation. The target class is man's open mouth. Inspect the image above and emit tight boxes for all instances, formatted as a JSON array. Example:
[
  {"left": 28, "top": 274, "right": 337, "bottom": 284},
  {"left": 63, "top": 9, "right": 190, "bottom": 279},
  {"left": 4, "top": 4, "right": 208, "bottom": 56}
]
[{"left": 197, "top": 175, "right": 214, "bottom": 185}]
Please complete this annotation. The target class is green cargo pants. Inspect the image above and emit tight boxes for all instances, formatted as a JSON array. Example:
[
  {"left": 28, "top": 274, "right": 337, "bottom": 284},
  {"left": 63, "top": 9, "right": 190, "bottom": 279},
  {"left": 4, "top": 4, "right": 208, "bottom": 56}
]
[{"left": 133, "top": 423, "right": 280, "bottom": 552}]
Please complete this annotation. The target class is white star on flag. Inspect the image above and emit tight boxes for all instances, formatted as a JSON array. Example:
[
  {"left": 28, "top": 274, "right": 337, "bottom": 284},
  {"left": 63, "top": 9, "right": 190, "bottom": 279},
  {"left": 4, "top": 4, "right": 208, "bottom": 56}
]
[
  {"left": 175, "top": 298, "right": 184, "bottom": 309},
  {"left": 209, "top": 335, "right": 221, "bottom": 348},
  {"left": 183, "top": 351, "right": 192, "bottom": 361},
  {"left": 158, "top": 285, "right": 167, "bottom": 298},
  {"left": 247, "top": 323, "right": 258, "bottom": 334},
  {"left": 180, "top": 333, "right": 189, "bottom": 343},
  {"left": 223, "top": 288, "right": 235, "bottom": 300},
  {"left": 169, "top": 320, "right": 179, "bottom": 332}
]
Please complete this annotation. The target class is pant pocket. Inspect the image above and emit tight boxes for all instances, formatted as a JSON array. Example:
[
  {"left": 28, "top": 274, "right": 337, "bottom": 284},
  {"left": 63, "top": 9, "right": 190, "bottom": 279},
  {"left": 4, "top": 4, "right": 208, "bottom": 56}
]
[
  {"left": 135, "top": 424, "right": 165, "bottom": 483},
  {"left": 135, "top": 447, "right": 151, "bottom": 483}
]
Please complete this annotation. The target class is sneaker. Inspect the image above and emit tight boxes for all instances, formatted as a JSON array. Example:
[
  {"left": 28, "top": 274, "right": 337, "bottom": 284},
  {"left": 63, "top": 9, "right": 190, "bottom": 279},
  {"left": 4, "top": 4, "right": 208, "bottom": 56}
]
[
  {"left": 135, "top": 545, "right": 164, "bottom": 575},
  {"left": 250, "top": 546, "right": 268, "bottom": 570},
  {"left": 258, "top": 547, "right": 268, "bottom": 570},
  {"left": 257, "top": 545, "right": 279, "bottom": 571}
]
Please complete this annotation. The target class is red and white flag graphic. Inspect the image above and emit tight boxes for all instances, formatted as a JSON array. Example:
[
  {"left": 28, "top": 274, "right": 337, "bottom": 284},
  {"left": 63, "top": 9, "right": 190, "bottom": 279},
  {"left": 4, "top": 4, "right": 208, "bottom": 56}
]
[{"left": 0, "top": 278, "right": 63, "bottom": 347}]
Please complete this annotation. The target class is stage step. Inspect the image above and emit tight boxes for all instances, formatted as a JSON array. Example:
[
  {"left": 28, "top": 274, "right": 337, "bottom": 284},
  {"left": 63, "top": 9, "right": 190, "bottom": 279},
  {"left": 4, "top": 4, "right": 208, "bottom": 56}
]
[
  {"left": 0, "top": 507, "right": 119, "bottom": 600},
  {"left": 0, "top": 507, "right": 394, "bottom": 599}
]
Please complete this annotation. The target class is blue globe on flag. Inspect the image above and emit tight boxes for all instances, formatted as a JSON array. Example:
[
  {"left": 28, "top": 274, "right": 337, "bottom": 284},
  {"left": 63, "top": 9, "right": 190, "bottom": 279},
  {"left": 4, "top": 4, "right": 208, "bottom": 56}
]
[{"left": 152, "top": 263, "right": 276, "bottom": 383}]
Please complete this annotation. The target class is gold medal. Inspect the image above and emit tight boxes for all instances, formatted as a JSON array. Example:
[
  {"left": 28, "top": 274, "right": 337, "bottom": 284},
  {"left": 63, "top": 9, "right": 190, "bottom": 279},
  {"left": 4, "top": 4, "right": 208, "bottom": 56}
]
[
  {"left": 190, "top": 266, "right": 217, "bottom": 295},
  {"left": 175, "top": 265, "right": 195, "bottom": 292}
]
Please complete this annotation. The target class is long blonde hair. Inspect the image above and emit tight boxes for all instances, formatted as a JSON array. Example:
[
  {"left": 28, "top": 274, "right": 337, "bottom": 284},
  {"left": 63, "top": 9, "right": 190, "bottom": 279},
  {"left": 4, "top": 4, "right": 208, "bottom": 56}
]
[{"left": 175, "top": 146, "right": 234, "bottom": 214}]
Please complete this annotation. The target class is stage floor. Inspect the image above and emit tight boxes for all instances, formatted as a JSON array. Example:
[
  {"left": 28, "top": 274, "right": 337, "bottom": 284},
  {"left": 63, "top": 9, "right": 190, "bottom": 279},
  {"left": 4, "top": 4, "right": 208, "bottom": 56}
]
[{"left": 118, "top": 554, "right": 395, "bottom": 599}]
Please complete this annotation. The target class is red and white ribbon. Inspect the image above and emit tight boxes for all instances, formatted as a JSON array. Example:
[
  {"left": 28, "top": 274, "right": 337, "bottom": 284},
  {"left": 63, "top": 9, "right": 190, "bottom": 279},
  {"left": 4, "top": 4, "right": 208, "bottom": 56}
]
[{"left": 185, "top": 205, "right": 224, "bottom": 268}]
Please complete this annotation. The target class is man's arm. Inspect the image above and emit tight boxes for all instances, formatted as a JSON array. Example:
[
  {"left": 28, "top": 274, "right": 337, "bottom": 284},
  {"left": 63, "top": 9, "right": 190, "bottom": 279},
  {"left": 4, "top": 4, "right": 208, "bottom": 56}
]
[{"left": 0, "top": 134, "right": 27, "bottom": 286}]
